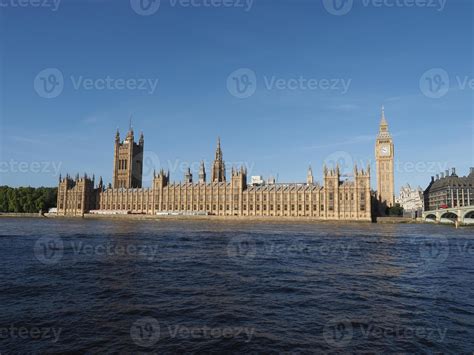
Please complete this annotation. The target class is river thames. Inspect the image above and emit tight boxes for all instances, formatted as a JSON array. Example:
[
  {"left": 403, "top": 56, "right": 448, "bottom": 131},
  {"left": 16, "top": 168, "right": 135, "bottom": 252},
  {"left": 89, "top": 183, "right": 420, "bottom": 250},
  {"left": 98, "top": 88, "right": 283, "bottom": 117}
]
[{"left": 0, "top": 218, "right": 473, "bottom": 353}]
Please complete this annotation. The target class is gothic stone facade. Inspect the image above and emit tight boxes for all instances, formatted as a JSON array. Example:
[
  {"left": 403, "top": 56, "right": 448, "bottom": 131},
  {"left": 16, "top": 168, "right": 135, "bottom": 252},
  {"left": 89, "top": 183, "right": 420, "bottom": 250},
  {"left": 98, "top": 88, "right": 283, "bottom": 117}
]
[
  {"left": 57, "top": 173, "right": 99, "bottom": 216},
  {"left": 57, "top": 129, "right": 372, "bottom": 221},
  {"left": 113, "top": 128, "right": 144, "bottom": 189},
  {"left": 375, "top": 107, "right": 395, "bottom": 208}
]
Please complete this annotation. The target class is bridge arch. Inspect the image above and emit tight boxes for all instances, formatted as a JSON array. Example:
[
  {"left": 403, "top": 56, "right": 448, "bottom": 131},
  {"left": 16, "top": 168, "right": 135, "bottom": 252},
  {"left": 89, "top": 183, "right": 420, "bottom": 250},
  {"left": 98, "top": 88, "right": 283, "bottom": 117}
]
[
  {"left": 425, "top": 214, "right": 437, "bottom": 221},
  {"left": 440, "top": 212, "right": 458, "bottom": 221},
  {"left": 464, "top": 210, "right": 474, "bottom": 219}
]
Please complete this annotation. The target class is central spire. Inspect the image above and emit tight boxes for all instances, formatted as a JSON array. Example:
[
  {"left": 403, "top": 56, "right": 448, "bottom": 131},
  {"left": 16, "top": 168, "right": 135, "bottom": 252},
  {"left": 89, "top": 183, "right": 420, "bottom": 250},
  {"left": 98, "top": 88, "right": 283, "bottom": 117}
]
[
  {"left": 215, "top": 136, "right": 223, "bottom": 160},
  {"left": 380, "top": 106, "right": 388, "bottom": 127},
  {"left": 379, "top": 106, "right": 390, "bottom": 136},
  {"left": 212, "top": 137, "right": 226, "bottom": 182},
  {"left": 126, "top": 115, "right": 135, "bottom": 140}
]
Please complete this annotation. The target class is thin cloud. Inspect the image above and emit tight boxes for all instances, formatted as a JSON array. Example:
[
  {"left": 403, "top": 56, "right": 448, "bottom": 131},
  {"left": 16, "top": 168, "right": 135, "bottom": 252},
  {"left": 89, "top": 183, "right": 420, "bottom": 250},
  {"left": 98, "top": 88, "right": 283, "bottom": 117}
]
[
  {"left": 302, "top": 134, "right": 375, "bottom": 150},
  {"left": 11, "top": 136, "right": 43, "bottom": 145},
  {"left": 81, "top": 112, "right": 110, "bottom": 125},
  {"left": 328, "top": 104, "right": 360, "bottom": 112}
]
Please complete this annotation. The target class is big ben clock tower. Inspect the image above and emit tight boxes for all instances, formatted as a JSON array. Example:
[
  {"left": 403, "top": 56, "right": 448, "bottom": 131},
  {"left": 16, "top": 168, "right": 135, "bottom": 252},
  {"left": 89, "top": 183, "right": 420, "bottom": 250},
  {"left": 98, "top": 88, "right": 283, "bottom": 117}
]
[{"left": 375, "top": 107, "right": 395, "bottom": 207}]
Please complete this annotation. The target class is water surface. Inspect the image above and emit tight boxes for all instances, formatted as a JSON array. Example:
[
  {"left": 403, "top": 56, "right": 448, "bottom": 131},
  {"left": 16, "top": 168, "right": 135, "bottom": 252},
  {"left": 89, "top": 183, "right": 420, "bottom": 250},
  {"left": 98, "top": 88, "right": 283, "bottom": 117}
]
[{"left": 0, "top": 218, "right": 473, "bottom": 353}]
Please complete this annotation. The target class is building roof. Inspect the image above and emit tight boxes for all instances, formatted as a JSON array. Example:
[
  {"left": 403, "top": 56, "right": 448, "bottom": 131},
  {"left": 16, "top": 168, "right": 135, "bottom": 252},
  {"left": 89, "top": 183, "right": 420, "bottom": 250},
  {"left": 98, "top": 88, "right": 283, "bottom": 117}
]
[{"left": 426, "top": 169, "right": 474, "bottom": 193}]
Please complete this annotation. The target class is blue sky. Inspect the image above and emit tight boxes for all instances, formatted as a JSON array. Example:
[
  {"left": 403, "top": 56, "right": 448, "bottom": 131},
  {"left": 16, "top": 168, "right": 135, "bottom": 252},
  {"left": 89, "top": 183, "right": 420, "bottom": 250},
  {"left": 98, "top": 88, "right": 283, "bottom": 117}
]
[{"left": 0, "top": 0, "right": 473, "bottom": 191}]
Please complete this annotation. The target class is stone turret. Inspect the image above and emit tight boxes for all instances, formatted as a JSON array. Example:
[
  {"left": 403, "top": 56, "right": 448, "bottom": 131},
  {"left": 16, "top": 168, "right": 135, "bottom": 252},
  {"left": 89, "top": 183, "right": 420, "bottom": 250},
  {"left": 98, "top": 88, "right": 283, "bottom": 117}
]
[
  {"left": 184, "top": 167, "right": 193, "bottom": 183},
  {"left": 153, "top": 169, "right": 169, "bottom": 189},
  {"left": 113, "top": 126, "right": 144, "bottom": 189},
  {"left": 211, "top": 137, "right": 226, "bottom": 182},
  {"left": 307, "top": 165, "right": 314, "bottom": 185},
  {"left": 57, "top": 173, "right": 99, "bottom": 216},
  {"left": 199, "top": 161, "right": 206, "bottom": 183}
]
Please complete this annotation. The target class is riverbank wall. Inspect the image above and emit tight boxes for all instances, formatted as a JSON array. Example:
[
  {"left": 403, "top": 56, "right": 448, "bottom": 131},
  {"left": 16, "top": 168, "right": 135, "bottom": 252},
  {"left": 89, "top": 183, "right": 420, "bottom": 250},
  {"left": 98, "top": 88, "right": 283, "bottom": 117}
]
[
  {"left": 0, "top": 212, "right": 44, "bottom": 218},
  {"left": 2, "top": 212, "right": 470, "bottom": 226},
  {"left": 0, "top": 212, "right": 402, "bottom": 224}
]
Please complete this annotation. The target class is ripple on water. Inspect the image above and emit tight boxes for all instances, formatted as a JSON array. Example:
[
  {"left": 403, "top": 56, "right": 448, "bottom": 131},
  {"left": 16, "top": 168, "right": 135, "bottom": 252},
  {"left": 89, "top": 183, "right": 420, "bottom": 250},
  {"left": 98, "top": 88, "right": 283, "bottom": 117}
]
[{"left": 0, "top": 219, "right": 473, "bottom": 353}]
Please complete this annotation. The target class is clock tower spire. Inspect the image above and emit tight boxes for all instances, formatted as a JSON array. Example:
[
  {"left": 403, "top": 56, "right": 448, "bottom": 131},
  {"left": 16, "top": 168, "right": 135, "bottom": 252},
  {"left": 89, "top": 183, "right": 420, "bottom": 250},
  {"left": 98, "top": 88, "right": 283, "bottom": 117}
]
[{"left": 375, "top": 106, "right": 395, "bottom": 208}]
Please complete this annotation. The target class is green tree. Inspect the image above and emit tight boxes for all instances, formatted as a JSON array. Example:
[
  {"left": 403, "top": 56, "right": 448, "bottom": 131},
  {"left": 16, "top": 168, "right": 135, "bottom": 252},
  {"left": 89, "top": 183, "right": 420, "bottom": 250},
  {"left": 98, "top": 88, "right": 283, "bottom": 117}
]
[
  {"left": 0, "top": 186, "right": 57, "bottom": 213},
  {"left": 388, "top": 204, "right": 404, "bottom": 217}
]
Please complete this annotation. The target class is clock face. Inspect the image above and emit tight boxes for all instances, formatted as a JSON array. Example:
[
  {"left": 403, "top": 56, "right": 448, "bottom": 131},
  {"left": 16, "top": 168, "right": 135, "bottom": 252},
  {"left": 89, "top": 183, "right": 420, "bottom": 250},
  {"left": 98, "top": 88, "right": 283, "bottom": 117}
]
[{"left": 380, "top": 145, "right": 391, "bottom": 156}]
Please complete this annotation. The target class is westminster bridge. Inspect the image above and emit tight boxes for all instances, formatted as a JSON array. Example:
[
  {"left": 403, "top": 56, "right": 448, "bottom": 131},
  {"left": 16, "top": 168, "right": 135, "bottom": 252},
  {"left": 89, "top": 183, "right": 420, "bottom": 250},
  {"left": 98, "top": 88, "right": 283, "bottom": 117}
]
[{"left": 423, "top": 206, "right": 474, "bottom": 225}]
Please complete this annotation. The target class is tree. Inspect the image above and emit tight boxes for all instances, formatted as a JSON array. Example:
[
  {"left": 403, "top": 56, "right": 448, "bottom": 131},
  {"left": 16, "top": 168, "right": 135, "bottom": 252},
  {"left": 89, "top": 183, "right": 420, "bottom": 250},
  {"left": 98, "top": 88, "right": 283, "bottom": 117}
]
[
  {"left": 0, "top": 186, "right": 57, "bottom": 213},
  {"left": 387, "top": 203, "right": 404, "bottom": 217}
]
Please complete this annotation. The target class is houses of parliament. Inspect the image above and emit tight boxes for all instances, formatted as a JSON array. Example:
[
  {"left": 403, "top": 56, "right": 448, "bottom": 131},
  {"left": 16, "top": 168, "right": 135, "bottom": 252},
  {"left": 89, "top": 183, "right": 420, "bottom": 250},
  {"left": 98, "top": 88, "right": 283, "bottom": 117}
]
[{"left": 57, "top": 109, "right": 395, "bottom": 220}]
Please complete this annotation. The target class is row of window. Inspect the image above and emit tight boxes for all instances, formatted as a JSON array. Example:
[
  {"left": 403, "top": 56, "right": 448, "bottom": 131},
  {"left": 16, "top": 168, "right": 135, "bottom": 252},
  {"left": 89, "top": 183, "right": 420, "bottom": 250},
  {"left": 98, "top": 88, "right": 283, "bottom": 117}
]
[
  {"left": 98, "top": 203, "right": 366, "bottom": 212},
  {"left": 329, "top": 192, "right": 366, "bottom": 201},
  {"left": 116, "top": 180, "right": 129, "bottom": 188},
  {"left": 99, "top": 192, "right": 367, "bottom": 208},
  {"left": 157, "top": 192, "right": 364, "bottom": 202},
  {"left": 118, "top": 159, "right": 128, "bottom": 170},
  {"left": 59, "top": 203, "right": 81, "bottom": 209}
]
